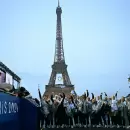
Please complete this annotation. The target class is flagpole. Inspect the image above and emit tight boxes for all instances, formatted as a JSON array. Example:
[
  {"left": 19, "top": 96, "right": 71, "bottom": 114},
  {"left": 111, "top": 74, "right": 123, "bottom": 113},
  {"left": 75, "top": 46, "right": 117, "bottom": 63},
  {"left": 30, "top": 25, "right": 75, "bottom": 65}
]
[
  {"left": 38, "top": 84, "right": 42, "bottom": 107},
  {"left": 38, "top": 84, "right": 43, "bottom": 128}
]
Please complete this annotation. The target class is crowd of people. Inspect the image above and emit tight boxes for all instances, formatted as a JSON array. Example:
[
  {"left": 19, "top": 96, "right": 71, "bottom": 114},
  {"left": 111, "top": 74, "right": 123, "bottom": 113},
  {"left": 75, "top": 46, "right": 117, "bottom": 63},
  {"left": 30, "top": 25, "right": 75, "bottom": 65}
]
[
  {"left": 39, "top": 89, "right": 130, "bottom": 129},
  {"left": 1, "top": 83, "right": 130, "bottom": 129}
]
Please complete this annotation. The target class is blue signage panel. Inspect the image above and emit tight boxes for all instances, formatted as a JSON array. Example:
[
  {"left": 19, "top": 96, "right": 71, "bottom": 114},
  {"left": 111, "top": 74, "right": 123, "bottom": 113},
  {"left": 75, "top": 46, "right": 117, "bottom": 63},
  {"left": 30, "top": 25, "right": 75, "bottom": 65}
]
[
  {"left": 0, "top": 92, "right": 20, "bottom": 130},
  {"left": 0, "top": 92, "right": 40, "bottom": 130},
  {"left": 20, "top": 98, "right": 40, "bottom": 130}
]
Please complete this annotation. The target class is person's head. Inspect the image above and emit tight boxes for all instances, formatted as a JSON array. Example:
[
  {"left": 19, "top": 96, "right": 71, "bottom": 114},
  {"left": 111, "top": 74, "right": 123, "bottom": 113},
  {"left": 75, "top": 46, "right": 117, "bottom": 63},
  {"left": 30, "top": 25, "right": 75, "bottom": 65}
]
[
  {"left": 58, "top": 96, "right": 61, "bottom": 101},
  {"left": 97, "top": 96, "right": 100, "bottom": 100},
  {"left": 44, "top": 95, "right": 48, "bottom": 100},
  {"left": 109, "top": 97, "right": 112, "bottom": 100},
  {"left": 81, "top": 96, "right": 83, "bottom": 100},
  {"left": 51, "top": 92, "right": 54, "bottom": 96},
  {"left": 77, "top": 96, "right": 80, "bottom": 100},
  {"left": 54, "top": 100, "right": 58, "bottom": 105},
  {"left": 92, "top": 99, "right": 95, "bottom": 103},
  {"left": 121, "top": 97, "right": 125, "bottom": 102},
  {"left": 55, "top": 95, "right": 58, "bottom": 99},
  {"left": 118, "top": 99, "right": 121, "bottom": 104},
  {"left": 127, "top": 97, "right": 130, "bottom": 102},
  {"left": 58, "top": 93, "right": 61, "bottom": 96},
  {"left": 73, "top": 95, "right": 76, "bottom": 99},
  {"left": 112, "top": 96, "right": 115, "bottom": 100},
  {"left": 82, "top": 94, "right": 86, "bottom": 100},
  {"left": 87, "top": 97, "right": 90, "bottom": 101},
  {"left": 47, "top": 99, "right": 51, "bottom": 103},
  {"left": 68, "top": 95, "right": 73, "bottom": 103},
  {"left": 59, "top": 93, "right": 63, "bottom": 98},
  {"left": 104, "top": 96, "right": 107, "bottom": 101}
]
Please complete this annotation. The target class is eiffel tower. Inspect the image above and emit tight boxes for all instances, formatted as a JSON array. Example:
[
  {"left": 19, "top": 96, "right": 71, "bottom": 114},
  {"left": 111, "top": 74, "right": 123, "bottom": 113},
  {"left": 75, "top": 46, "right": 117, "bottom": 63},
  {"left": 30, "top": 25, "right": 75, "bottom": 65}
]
[{"left": 44, "top": 1, "right": 74, "bottom": 96}]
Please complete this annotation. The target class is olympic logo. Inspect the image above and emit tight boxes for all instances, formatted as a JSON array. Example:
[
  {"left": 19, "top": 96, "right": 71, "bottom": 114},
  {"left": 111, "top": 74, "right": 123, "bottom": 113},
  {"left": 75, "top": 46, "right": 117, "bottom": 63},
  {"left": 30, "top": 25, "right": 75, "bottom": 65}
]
[{"left": 58, "top": 76, "right": 62, "bottom": 81}]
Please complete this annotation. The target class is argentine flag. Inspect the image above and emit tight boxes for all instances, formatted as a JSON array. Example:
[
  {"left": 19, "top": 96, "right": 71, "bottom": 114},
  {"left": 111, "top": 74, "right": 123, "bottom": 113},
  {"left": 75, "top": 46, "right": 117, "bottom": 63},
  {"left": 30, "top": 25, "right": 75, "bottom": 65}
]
[{"left": 71, "top": 90, "right": 76, "bottom": 95}]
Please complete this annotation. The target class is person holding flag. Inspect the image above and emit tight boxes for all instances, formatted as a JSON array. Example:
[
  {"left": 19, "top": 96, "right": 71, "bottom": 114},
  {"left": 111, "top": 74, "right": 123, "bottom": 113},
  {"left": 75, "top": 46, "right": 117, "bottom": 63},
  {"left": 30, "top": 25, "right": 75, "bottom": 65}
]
[{"left": 65, "top": 95, "right": 76, "bottom": 127}]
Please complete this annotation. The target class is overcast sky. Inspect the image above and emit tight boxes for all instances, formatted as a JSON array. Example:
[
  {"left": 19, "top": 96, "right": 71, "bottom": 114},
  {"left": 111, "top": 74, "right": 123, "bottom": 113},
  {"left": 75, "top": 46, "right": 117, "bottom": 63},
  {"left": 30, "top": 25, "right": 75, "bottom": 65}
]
[{"left": 0, "top": 0, "right": 130, "bottom": 98}]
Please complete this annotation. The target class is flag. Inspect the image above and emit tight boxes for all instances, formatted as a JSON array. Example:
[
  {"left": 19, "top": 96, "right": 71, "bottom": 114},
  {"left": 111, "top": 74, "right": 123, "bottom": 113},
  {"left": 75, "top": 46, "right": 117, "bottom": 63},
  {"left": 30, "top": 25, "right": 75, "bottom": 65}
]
[
  {"left": 86, "top": 90, "right": 89, "bottom": 97},
  {"left": 91, "top": 93, "right": 94, "bottom": 99},
  {"left": 74, "top": 90, "right": 77, "bottom": 95},
  {"left": 115, "top": 91, "right": 118, "bottom": 98},
  {"left": 100, "top": 93, "right": 103, "bottom": 100},
  {"left": 128, "top": 77, "right": 130, "bottom": 82},
  {"left": 104, "top": 92, "right": 107, "bottom": 97},
  {"left": 71, "top": 90, "right": 77, "bottom": 96},
  {"left": 38, "top": 87, "right": 42, "bottom": 100},
  {"left": 71, "top": 90, "right": 75, "bottom": 95}
]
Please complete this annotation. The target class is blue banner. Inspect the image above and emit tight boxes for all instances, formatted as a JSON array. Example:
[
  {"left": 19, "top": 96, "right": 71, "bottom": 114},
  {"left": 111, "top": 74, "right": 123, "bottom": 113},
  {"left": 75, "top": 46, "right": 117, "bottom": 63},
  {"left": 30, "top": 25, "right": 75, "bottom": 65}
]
[
  {"left": 0, "top": 92, "right": 20, "bottom": 130},
  {"left": 20, "top": 98, "right": 40, "bottom": 130},
  {"left": 0, "top": 92, "right": 40, "bottom": 130}
]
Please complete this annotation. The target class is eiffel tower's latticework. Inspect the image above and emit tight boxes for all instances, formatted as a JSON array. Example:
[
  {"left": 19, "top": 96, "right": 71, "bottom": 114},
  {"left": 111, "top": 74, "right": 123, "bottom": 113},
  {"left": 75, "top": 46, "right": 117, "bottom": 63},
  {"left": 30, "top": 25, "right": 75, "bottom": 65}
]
[{"left": 44, "top": 1, "right": 74, "bottom": 96}]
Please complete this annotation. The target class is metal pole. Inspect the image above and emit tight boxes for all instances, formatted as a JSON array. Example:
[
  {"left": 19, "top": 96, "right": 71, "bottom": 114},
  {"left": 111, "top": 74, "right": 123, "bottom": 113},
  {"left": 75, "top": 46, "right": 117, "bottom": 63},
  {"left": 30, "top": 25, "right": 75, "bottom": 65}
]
[
  {"left": 12, "top": 78, "right": 14, "bottom": 86},
  {"left": 17, "top": 81, "right": 20, "bottom": 89}
]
